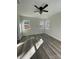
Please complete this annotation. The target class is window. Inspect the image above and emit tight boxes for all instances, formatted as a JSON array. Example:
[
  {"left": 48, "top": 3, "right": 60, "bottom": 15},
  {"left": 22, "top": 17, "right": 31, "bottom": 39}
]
[{"left": 40, "top": 20, "right": 50, "bottom": 29}]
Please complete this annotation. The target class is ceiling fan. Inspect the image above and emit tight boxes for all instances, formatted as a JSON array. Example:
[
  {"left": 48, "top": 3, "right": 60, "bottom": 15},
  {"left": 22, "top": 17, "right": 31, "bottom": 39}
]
[{"left": 34, "top": 4, "right": 48, "bottom": 14}]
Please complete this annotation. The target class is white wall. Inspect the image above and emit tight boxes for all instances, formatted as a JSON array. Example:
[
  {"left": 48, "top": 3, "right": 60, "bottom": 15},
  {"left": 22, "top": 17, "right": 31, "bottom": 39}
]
[
  {"left": 45, "top": 12, "right": 61, "bottom": 41},
  {"left": 20, "top": 16, "right": 44, "bottom": 36},
  {"left": 17, "top": 12, "right": 61, "bottom": 41}
]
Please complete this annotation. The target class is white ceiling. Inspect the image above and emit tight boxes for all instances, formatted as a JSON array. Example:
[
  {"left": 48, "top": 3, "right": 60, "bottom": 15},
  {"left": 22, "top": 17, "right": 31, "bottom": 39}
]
[{"left": 17, "top": 0, "right": 61, "bottom": 19}]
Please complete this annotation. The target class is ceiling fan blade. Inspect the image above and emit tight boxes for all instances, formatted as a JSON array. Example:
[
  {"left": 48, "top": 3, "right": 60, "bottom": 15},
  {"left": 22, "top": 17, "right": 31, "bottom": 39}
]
[
  {"left": 34, "top": 5, "right": 39, "bottom": 9},
  {"left": 43, "top": 4, "right": 48, "bottom": 9},
  {"left": 43, "top": 10, "right": 48, "bottom": 12}
]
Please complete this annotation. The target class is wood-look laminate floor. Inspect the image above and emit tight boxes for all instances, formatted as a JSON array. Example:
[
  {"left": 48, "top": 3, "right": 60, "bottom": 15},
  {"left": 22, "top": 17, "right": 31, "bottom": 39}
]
[
  {"left": 18, "top": 33, "right": 61, "bottom": 59},
  {"left": 31, "top": 34, "right": 61, "bottom": 59}
]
